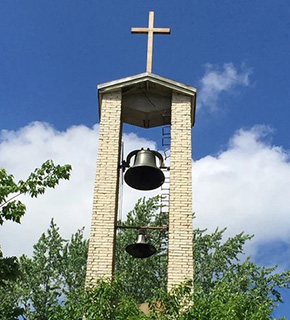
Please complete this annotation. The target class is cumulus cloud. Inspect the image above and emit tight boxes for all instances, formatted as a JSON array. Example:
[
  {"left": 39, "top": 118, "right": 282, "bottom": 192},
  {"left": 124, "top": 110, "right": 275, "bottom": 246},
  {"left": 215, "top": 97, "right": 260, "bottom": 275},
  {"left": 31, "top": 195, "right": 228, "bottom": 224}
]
[
  {"left": 198, "top": 63, "right": 251, "bottom": 110},
  {"left": 1, "top": 122, "right": 290, "bottom": 266},
  {"left": 0, "top": 122, "right": 99, "bottom": 256},
  {"left": 193, "top": 125, "right": 290, "bottom": 259}
]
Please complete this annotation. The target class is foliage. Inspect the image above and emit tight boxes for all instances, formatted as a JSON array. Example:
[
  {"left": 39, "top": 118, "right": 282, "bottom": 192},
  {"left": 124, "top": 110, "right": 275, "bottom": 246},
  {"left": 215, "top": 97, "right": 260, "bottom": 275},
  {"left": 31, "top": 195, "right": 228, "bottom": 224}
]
[
  {"left": 0, "top": 219, "right": 88, "bottom": 320},
  {"left": 193, "top": 227, "right": 253, "bottom": 293},
  {"left": 0, "top": 160, "right": 72, "bottom": 225},
  {"left": 0, "top": 253, "right": 20, "bottom": 286},
  {"left": 148, "top": 263, "right": 290, "bottom": 320},
  {"left": 52, "top": 278, "right": 147, "bottom": 320},
  {"left": 0, "top": 159, "right": 71, "bottom": 306},
  {"left": 1, "top": 196, "right": 290, "bottom": 319}
]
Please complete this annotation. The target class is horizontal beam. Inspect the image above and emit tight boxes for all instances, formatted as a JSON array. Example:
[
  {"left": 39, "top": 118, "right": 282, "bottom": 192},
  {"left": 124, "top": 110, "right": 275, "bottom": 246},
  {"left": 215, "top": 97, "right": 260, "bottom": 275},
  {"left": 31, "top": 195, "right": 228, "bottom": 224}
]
[
  {"left": 116, "top": 225, "right": 168, "bottom": 230},
  {"left": 131, "top": 27, "right": 171, "bottom": 34}
]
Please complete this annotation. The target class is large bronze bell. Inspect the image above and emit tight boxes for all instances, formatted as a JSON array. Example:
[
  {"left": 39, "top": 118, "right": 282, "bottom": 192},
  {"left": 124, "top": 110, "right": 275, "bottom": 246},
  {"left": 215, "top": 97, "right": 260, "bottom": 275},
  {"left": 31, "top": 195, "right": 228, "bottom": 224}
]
[
  {"left": 126, "top": 229, "right": 157, "bottom": 259},
  {"left": 124, "top": 148, "right": 165, "bottom": 190}
]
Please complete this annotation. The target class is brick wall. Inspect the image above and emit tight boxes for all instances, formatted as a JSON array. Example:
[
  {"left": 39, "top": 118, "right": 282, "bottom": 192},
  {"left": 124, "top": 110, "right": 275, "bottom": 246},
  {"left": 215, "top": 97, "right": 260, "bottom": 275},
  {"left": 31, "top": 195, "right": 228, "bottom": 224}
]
[
  {"left": 85, "top": 90, "right": 122, "bottom": 285},
  {"left": 167, "top": 92, "right": 194, "bottom": 290}
]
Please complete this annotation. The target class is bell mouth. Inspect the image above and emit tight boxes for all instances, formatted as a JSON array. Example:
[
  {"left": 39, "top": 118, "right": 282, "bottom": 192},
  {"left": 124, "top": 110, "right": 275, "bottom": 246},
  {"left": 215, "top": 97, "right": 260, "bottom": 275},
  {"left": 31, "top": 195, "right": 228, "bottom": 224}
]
[
  {"left": 126, "top": 243, "right": 157, "bottom": 259},
  {"left": 124, "top": 166, "right": 165, "bottom": 190}
]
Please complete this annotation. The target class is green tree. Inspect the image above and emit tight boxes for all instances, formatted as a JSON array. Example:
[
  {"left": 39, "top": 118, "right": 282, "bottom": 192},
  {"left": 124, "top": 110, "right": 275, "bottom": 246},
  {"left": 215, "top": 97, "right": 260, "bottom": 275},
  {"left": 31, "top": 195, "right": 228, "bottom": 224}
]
[
  {"left": 0, "top": 160, "right": 71, "bottom": 278},
  {"left": 0, "top": 160, "right": 71, "bottom": 226},
  {"left": 2, "top": 196, "right": 290, "bottom": 319},
  {"left": 0, "top": 219, "right": 88, "bottom": 320},
  {"left": 0, "top": 160, "right": 71, "bottom": 318}
]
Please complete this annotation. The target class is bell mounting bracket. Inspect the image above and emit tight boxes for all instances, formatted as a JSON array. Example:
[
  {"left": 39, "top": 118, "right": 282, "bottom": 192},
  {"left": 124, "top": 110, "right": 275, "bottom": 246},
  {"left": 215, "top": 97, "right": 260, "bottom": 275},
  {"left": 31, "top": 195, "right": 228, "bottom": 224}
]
[{"left": 119, "top": 148, "right": 169, "bottom": 171}]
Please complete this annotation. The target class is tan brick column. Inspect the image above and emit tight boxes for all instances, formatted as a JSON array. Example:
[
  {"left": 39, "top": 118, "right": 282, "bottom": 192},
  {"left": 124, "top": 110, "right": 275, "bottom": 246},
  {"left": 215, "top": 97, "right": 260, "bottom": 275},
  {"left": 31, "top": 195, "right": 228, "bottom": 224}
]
[
  {"left": 167, "top": 92, "right": 194, "bottom": 290},
  {"left": 85, "top": 90, "right": 122, "bottom": 285}
]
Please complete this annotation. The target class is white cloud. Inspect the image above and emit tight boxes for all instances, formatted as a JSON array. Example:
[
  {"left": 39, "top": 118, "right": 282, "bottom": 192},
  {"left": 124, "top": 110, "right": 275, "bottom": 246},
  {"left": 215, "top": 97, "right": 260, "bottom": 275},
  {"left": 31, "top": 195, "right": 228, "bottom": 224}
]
[
  {"left": 193, "top": 125, "right": 290, "bottom": 258},
  {"left": 198, "top": 63, "right": 251, "bottom": 110},
  {"left": 0, "top": 122, "right": 99, "bottom": 256},
  {"left": 1, "top": 122, "right": 290, "bottom": 266}
]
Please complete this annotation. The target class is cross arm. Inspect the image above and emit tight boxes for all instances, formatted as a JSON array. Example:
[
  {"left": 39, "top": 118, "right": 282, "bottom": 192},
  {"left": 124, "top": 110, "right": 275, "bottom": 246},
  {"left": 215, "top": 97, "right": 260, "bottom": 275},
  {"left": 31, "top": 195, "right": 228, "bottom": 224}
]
[{"left": 131, "top": 27, "right": 171, "bottom": 34}]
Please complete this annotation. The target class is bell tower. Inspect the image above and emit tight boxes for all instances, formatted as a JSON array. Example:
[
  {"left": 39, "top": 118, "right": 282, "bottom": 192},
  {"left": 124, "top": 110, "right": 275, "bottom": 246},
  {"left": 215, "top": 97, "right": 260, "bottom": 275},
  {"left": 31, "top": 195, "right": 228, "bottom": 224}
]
[{"left": 85, "top": 11, "right": 197, "bottom": 290}]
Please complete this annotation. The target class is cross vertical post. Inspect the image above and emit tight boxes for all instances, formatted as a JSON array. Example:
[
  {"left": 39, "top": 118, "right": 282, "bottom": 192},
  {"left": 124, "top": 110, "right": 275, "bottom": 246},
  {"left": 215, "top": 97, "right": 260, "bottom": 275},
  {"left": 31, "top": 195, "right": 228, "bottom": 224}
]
[
  {"left": 132, "top": 11, "right": 171, "bottom": 73},
  {"left": 147, "top": 11, "right": 154, "bottom": 73}
]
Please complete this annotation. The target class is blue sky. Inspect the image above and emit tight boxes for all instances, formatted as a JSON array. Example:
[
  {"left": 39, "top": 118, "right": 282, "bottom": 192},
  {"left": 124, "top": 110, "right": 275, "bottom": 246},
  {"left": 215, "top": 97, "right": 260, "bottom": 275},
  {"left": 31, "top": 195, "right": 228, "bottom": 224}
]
[{"left": 1, "top": 1, "right": 290, "bottom": 317}]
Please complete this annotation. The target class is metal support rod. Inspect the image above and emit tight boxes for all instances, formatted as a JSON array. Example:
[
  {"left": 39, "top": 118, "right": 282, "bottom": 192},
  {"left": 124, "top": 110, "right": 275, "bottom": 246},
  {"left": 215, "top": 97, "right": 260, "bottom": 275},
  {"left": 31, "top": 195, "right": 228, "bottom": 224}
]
[{"left": 116, "top": 225, "right": 168, "bottom": 230}]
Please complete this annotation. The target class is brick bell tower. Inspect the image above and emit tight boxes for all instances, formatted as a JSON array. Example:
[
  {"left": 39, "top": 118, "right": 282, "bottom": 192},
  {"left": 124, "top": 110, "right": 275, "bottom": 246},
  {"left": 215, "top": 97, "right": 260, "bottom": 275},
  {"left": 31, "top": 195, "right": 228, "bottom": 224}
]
[{"left": 85, "top": 11, "right": 197, "bottom": 290}]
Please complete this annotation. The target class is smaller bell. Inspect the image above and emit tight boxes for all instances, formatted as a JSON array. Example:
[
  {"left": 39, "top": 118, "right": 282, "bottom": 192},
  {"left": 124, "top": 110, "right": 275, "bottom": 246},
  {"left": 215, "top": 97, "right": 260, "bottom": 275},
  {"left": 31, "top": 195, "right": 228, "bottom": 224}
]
[{"left": 126, "top": 229, "right": 157, "bottom": 259}]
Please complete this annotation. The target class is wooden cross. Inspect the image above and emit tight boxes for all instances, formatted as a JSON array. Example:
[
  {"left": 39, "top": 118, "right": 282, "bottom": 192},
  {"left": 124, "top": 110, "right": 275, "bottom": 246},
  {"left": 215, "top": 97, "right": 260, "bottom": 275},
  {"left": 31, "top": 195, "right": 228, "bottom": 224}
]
[{"left": 131, "top": 11, "right": 171, "bottom": 73}]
